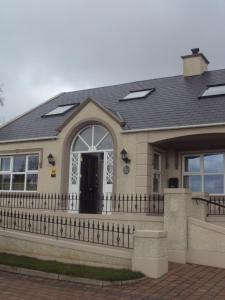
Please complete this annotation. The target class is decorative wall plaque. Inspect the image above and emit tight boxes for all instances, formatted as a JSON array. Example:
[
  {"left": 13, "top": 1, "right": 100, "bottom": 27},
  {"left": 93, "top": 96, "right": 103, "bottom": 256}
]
[{"left": 123, "top": 165, "right": 130, "bottom": 175}]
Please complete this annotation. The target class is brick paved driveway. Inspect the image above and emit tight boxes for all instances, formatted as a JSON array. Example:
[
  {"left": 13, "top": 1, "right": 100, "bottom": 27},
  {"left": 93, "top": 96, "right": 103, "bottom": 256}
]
[{"left": 1, "top": 263, "right": 225, "bottom": 300}]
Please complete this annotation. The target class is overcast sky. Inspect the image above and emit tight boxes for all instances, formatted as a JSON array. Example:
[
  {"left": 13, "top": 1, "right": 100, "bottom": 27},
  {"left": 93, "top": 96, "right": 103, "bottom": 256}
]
[{"left": 0, "top": 0, "right": 225, "bottom": 123}]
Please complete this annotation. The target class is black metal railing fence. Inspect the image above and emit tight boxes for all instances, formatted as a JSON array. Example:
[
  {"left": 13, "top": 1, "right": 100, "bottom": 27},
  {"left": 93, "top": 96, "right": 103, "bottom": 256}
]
[
  {"left": 192, "top": 195, "right": 225, "bottom": 216},
  {"left": 0, "top": 193, "right": 164, "bottom": 214},
  {"left": 0, "top": 208, "right": 135, "bottom": 249},
  {"left": 208, "top": 195, "right": 225, "bottom": 215}
]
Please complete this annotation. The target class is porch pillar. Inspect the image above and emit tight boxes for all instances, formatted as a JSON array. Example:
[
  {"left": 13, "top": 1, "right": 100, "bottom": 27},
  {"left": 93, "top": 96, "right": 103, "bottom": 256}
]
[{"left": 164, "top": 188, "right": 207, "bottom": 264}]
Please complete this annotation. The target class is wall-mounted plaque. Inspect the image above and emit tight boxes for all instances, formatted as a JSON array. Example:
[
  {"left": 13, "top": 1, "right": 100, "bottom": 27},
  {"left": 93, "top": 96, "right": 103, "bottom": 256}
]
[{"left": 123, "top": 165, "right": 130, "bottom": 175}]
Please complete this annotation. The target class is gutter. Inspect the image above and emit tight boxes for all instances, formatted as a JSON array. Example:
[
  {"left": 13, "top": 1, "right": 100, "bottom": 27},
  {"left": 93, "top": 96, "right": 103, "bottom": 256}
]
[
  {"left": 121, "top": 122, "right": 225, "bottom": 134},
  {"left": 0, "top": 136, "right": 57, "bottom": 144}
]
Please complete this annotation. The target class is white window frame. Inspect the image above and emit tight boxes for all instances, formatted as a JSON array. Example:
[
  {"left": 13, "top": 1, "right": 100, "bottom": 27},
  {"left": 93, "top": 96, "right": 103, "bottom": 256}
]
[
  {"left": 182, "top": 152, "right": 225, "bottom": 195},
  {"left": 0, "top": 154, "right": 39, "bottom": 192},
  {"left": 153, "top": 152, "right": 162, "bottom": 194},
  {"left": 44, "top": 104, "right": 75, "bottom": 116}
]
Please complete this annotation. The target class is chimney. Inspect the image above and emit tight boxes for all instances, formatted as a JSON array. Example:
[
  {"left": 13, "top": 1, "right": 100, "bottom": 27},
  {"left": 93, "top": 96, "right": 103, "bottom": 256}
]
[{"left": 181, "top": 48, "right": 209, "bottom": 77}]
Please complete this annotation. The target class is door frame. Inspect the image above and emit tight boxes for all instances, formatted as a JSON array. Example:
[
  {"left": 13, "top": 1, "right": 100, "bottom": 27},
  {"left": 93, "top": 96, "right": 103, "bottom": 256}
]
[{"left": 69, "top": 149, "right": 113, "bottom": 213}]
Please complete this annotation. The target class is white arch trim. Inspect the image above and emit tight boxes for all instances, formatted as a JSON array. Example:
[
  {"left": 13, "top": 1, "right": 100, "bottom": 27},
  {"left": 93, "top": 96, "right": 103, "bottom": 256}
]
[{"left": 69, "top": 125, "right": 114, "bottom": 213}]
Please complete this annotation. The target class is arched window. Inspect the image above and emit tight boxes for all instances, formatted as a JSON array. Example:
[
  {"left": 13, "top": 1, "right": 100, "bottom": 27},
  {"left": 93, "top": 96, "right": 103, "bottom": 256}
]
[{"left": 72, "top": 125, "right": 113, "bottom": 152}]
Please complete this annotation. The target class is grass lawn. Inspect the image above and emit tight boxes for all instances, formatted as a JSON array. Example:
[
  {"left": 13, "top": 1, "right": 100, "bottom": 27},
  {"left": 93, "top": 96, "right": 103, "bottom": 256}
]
[{"left": 0, "top": 253, "right": 143, "bottom": 281}]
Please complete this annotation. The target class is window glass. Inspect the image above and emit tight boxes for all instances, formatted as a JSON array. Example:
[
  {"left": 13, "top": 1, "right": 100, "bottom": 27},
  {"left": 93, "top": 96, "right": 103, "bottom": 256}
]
[
  {"left": 0, "top": 157, "right": 10, "bottom": 171},
  {"left": 72, "top": 125, "right": 113, "bottom": 152},
  {"left": 183, "top": 153, "right": 225, "bottom": 194},
  {"left": 201, "top": 85, "right": 225, "bottom": 97},
  {"left": 106, "top": 152, "right": 113, "bottom": 184},
  {"left": 153, "top": 174, "right": 160, "bottom": 193},
  {"left": 183, "top": 175, "right": 202, "bottom": 192},
  {"left": 123, "top": 89, "right": 153, "bottom": 100},
  {"left": 28, "top": 155, "right": 39, "bottom": 171},
  {"left": 0, "top": 174, "right": 10, "bottom": 190},
  {"left": 184, "top": 156, "right": 200, "bottom": 172},
  {"left": 12, "top": 174, "right": 25, "bottom": 190},
  {"left": 94, "top": 125, "right": 107, "bottom": 145},
  {"left": 79, "top": 127, "right": 92, "bottom": 146},
  {"left": 204, "top": 154, "right": 224, "bottom": 173},
  {"left": 26, "top": 174, "right": 38, "bottom": 191},
  {"left": 72, "top": 137, "right": 89, "bottom": 151},
  {"left": 45, "top": 105, "right": 74, "bottom": 116},
  {"left": 13, "top": 156, "right": 26, "bottom": 172},
  {"left": 0, "top": 154, "right": 38, "bottom": 191},
  {"left": 96, "top": 134, "right": 113, "bottom": 150},
  {"left": 153, "top": 154, "right": 160, "bottom": 170},
  {"left": 204, "top": 175, "right": 224, "bottom": 194}
]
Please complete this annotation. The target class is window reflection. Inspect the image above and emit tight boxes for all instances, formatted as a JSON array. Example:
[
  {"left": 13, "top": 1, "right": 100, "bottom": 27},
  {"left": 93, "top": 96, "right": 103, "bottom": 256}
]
[
  {"left": 183, "top": 153, "right": 225, "bottom": 194},
  {"left": 13, "top": 156, "right": 26, "bottom": 172},
  {"left": 204, "top": 154, "right": 224, "bottom": 173},
  {"left": 204, "top": 175, "right": 224, "bottom": 194},
  {"left": 184, "top": 175, "right": 201, "bottom": 192},
  {"left": 185, "top": 156, "right": 200, "bottom": 172}
]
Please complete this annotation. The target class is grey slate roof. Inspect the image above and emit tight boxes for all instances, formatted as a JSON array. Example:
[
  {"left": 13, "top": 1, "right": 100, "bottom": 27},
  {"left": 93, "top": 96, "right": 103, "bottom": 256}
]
[{"left": 1, "top": 69, "right": 225, "bottom": 141}]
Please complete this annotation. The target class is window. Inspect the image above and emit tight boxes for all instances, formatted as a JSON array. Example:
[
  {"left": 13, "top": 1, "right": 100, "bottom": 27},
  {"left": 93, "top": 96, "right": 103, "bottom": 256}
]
[
  {"left": 0, "top": 155, "right": 39, "bottom": 191},
  {"left": 200, "top": 84, "right": 225, "bottom": 98},
  {"left": 72, "top": 125, "right": 113, "bottom": 152},
  {"left": 120, "top": 89, "right": 155, "bottom": 101},
  {"left": 43, "top": 104, "right": 78, "bottom": 116},
  {"left": 183, "top": 153, "right": 225, "bottom": 194},
  {"left": 153, "top": 153, "right": 161, "bottom": 193}
]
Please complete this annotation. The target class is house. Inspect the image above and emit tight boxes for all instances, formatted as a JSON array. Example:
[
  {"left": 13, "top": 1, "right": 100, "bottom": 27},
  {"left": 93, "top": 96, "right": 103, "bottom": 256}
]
[{"left": 0, "top": 48, "right": 225, "bottom": 214}]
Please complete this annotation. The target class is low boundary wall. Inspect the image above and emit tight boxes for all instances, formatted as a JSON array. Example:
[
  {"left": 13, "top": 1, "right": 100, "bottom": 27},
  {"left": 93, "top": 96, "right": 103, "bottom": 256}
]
[
  {"left": 206, "top": 216, "right": 225, "bottom": 228},
  {"left": 187, "top": 217, "right": 225, "bottom": 269},
  {"left": 0, "top": 229, "right": 132, "bottom": 269},
  {"left": 0, "top": 228, "right": 168, "bottom": 279}
]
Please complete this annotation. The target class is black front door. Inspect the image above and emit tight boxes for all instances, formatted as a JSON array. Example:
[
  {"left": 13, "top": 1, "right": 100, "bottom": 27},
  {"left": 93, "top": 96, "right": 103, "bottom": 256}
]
[{"left": 80, "top": 153, "right": 100, "bottom": 213}]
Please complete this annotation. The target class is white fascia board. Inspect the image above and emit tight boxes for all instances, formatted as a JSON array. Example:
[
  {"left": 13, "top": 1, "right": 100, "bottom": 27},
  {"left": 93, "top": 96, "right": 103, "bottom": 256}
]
[
  {"left": 121, "top": 122, "right": 225, "bottom": 134},
  {"left": 0, "top": 136, "right": 57, "bottom": 144}
]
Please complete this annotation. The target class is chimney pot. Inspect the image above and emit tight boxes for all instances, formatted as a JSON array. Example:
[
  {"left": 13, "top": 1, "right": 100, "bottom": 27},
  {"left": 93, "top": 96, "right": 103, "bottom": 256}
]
[{"left": 191, "top": 48, "right": 200, "bottom": 55}]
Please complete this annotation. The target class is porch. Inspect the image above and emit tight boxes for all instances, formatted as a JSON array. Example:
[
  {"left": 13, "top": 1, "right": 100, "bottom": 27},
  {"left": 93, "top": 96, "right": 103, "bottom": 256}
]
[{"left": 153, "top": 132, "right": 225, "bottom": 196}]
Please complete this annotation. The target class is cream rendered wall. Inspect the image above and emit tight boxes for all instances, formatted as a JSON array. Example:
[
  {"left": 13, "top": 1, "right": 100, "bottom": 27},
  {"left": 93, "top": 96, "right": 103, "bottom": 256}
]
[
  {"left": 182, "top": 55, "right": 208, "bottom": 76},
  {"left": 187, "top": 217, "right": 225, "bottom": 269},
  {"left": 0, "top": 101, "right": 141, "bottom": 194},
  {"left": 57, "top": 101, "right": 138, "bottom": 194},
  {"left": 123, "top": 124, "right": 225, "bottom": 192},
  {"left": 0, "top": 229, "right": 131, "bottom": 269},
  {"left": 1, "top": 106, "right": 225, "bottom": 195}
]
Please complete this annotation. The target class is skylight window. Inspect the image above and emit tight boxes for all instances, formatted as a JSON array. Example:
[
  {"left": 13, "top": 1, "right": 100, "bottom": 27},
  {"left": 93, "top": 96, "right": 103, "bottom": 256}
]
[
  {"left": 44, "top": 104, "right": 77, "bottom": 116},
  {"left": 200, "top": 84, "right": 225, "bottom": 98},
  {"left": 121, "top": 89, "right": 155, "bottom": 101}
]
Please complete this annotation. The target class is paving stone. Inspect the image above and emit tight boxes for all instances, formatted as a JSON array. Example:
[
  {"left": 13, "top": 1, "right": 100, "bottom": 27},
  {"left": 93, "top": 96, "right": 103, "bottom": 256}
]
[{"left": 1, "top": 262, "right": 225, "bottom": 299}]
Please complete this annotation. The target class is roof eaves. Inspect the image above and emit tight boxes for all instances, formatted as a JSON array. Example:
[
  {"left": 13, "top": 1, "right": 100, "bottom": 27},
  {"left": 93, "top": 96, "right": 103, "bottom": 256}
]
[
  {"left": 0, "top": 136, "right": 58, "bottom": 144},
  {"left": 0, "top": 92, "right": 65, "bottom": 131},
  {"left": 121, "top": 122, "right": 225, "bottom": 134}
]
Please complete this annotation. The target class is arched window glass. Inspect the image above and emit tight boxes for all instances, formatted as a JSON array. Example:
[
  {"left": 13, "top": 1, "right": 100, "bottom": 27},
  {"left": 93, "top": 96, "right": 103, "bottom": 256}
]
[
  {"left": 72, "top": 125, "right": 113, "bottom": 152},
  {"left": 72, "top": 137, "right": 88, "bottom": 152}
]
